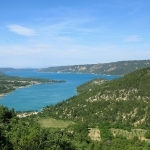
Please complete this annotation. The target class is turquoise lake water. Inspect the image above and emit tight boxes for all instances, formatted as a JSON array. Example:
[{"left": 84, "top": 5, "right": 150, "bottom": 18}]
[{"left": 0, "top": 71, "right": 120, "bottom": 111}]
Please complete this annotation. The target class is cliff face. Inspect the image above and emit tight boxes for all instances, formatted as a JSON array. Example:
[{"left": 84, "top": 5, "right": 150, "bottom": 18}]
[{"left": 39, "top": 60, "right": 150, "bottom": 75}]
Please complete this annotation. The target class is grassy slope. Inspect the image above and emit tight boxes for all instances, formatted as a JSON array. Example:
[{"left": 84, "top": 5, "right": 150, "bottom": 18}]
[{"left": 38, "top": 117, "right": 74, "bottom": 128}]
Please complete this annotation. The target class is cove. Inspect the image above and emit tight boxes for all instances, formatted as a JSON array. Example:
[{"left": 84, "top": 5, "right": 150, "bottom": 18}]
[{"left": 0, "top": 70, "right": 120, "bottom": 111}]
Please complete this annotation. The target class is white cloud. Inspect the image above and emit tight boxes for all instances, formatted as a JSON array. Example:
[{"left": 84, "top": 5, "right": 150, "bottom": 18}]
[
  {"left": 8, "top": 25, "right": 35, "bottom": 36},
  {"left": 125, "top": 35, "right": 142, "bottom": 42}
]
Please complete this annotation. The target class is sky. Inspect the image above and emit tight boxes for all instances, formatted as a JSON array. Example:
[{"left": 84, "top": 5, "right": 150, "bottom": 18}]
[{"left": 0, "top": 0, "right": 150, "bottom": 68}]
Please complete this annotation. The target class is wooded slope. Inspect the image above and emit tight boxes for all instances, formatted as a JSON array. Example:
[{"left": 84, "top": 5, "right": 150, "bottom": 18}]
[{"left": 43, "top": 67, "right": 150, "bottom": 128}]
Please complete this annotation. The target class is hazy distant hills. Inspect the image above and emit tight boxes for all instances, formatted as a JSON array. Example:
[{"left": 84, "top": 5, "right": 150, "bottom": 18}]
[
  {"left": 0, "top": 68, "right": 36, "bottom": 72},
  {"left": 1, "top": 60, "right": 150, "bottom": 75},
  {"left": 39, "top": 60, "right": 150, "bottom": 75},
  {"left": 43, "top": 66, "right": 150, "bottom": 128}
]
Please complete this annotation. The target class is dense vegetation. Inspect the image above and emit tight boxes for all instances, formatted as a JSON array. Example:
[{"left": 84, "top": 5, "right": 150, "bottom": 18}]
[
  {"left": 42, "top": 67, "right": 150, "bottom": 129},
  {"left": 0, "top": 74, "right": 65, "bottom": 95},
  {"left": 1, "top": 66, "right": 150, "bottom": 149},
  {"left": 0, "top": 105, "right": 150, "bottom": 150},
  {"left": 39, "top": 60, "right": 150, "bottom": 75}
]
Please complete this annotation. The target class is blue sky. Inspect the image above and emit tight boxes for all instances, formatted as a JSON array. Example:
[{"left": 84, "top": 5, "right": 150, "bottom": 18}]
[{"left": 0, "top": 0, "right": 150, "bottom": 68}]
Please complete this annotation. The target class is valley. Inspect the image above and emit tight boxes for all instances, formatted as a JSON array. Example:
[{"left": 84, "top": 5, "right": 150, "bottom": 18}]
[{"left": 1, "top": 61, "right": 150, "bottom": 149}]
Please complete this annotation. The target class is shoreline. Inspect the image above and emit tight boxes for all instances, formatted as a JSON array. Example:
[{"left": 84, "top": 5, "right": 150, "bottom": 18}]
[
  {"left": 0, "top": 85, "right": 31, "bottom": 99},
  {"left": 38, "top": 71, "right": 123, "bottom": 77},
  {"left": 0, "top": 83, "right": 45, "bottom": 99},
  {"left": 0, "top": 94, "right": 5, "bottom": 97},
  {"left": 0, "top": 79, "right": 64, "bottom": 99}
]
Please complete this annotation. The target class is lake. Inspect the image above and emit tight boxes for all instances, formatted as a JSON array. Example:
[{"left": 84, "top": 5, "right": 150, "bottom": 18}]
[{"left": 0, "top": 71, "right": 120, "bottom": 111}]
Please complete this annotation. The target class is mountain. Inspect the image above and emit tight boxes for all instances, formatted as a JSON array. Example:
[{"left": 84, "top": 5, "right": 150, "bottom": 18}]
[
  {"left": 42, "top": 66, "right": 150, "bottom": 128},
  {"left": 39, "top": 60, "right": 150, "bottom": 75}
]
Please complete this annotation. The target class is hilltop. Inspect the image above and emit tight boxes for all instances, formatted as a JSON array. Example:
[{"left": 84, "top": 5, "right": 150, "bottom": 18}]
[
  {"left": 39, "top": 60, "right": 150, "bottom": 75},
  {"left": 42, "top": 66, "right": 150, "bottom": 128}
]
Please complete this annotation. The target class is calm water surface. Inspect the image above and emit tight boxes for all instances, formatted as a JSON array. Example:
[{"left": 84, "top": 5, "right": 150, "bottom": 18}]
[{"left": 0, "top": 71, "right": 120, "bottom": 111}]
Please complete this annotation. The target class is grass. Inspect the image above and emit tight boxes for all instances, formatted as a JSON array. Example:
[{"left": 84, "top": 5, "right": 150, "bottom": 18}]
[{"left": 38, "top": 117, "right": 74, "bottom": 128}]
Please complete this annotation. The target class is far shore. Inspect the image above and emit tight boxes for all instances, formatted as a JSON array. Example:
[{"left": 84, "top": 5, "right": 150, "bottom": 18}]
[
  {"left": 0, "top": 81, "right": 53, "bottom": 99},
  {"left": 0, "top": 85, "right": 36, "bottom": 99},
  {"left": 0, "top": 85, "right": 29, "bottom": 99}
]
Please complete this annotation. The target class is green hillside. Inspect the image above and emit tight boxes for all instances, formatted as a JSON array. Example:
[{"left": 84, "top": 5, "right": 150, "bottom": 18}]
[
  {"left": 42, "top": 67, "right": 150, "bottom": 128},
  {"left": 39, "top": 60, "right": 150, "bottom": 75},
  {"left": 1, "top": 67, "right": 150, "bottom": 149}
]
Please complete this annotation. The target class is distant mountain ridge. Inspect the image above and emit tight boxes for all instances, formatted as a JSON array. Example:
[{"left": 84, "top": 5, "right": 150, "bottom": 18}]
[
  {"left": 39, "top": 60, "right": 150, "bottom": 75},
  {"left": 0, "top": 68, "right": 36, "bottom": 72}
]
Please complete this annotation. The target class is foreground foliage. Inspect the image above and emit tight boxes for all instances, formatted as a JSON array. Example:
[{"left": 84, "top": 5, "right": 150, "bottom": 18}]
[{"left": 1, "top": 105, "right": 150, "bottom": 149}]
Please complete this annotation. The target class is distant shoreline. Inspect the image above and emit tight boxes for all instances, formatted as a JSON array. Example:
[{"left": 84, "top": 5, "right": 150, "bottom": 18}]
[
  {"left": 0, "top": 94, "right": 4, "bottom": 97},
  {"left": 0, "top": 83, "right": 48, "bottom": 99},
  {"left": 0, "top": 76, "right": 65, "bottom": 100},
  {"left": 38, "top": 71, "right": 123, "bottom": 77},
  {"left": 0, "top": 82, "right": 49, "bottom": 99}
]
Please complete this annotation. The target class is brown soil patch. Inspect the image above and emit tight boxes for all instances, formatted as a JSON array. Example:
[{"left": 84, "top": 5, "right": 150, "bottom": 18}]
[{"left": 88, "top": 128, "right": 101, "bottom": 141}]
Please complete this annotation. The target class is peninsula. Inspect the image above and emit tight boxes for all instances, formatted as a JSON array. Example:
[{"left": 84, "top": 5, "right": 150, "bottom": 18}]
[{"left": 0, "top": 73, "right": 65, "bottom": 97}]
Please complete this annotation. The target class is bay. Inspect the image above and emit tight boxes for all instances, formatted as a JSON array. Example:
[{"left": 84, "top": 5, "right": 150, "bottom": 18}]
[{"left": 0, "top": 71, "right": 120, "bottom": 111}]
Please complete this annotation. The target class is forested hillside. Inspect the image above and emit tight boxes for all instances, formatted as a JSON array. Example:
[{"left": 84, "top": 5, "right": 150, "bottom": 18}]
[
  {"left": 1, "top": 67, "right": 150, "bottom": 149},
  {"left": 42, "top": 67, "right": 150, "bottom": 128},
  {"left": 39, "top": 60, "right": 150, "bottom": 75},
  {"left": 1, "top": 105, "right": 149, "bottom": 150}
]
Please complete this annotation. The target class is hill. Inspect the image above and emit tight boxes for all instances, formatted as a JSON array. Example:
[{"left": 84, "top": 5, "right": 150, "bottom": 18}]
[
  {"left": 1, "top": 67, "right": 150, "bottom": 149},
  {"left": 38, "top": 60, "right": 150, "bottom": 75},
  {"left": 42, "top": 66, "right": 150, "bottom": 128}
]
